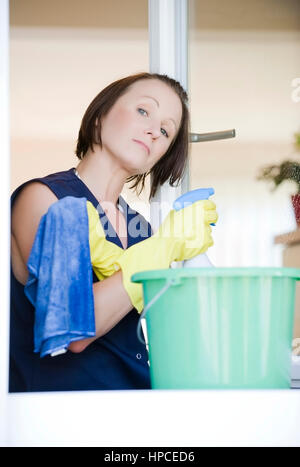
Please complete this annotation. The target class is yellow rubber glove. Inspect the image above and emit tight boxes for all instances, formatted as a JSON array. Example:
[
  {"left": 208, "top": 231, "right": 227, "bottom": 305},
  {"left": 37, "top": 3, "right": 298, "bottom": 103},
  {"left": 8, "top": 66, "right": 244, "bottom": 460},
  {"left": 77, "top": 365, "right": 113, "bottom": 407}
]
[
  {"left": 86, "top": 201, "right": 123, "bottom": 281},
  {"left": 114, "top": 200, "right": 218, "bottom": 313}
]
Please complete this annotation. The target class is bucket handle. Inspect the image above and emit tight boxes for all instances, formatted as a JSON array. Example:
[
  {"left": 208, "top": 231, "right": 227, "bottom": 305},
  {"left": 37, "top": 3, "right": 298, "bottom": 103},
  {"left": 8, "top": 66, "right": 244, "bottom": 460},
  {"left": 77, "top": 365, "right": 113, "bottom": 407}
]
[{"left": 137, "top": 279, "right": 177, "bottom": 345}]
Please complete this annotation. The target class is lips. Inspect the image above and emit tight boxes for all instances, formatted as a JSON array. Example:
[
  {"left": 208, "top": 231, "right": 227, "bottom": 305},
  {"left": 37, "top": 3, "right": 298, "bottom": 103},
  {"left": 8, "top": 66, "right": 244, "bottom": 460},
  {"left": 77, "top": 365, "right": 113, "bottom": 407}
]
[{"left": 132, "top": 139, "right": 150, "bottom": 155}]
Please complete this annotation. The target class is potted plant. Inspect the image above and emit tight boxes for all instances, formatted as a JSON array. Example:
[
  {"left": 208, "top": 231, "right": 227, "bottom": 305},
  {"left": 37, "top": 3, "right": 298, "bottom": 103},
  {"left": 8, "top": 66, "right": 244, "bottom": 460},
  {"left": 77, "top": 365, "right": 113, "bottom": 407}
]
[{"left": 257, "top": 132, "right": 300, "bottom": 227}]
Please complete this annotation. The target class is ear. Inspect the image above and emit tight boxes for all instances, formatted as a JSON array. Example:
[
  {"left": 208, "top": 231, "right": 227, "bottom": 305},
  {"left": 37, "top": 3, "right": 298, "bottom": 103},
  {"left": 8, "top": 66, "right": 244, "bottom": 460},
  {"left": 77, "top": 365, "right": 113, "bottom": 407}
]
[{"left": 94, "top": 118, "right": 101, "bottom": 144}]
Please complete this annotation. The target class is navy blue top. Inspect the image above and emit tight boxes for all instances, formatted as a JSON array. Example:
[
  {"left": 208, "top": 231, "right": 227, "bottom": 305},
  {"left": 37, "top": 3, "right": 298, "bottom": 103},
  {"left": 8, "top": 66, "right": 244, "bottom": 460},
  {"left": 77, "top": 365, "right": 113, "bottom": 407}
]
[{"left": 9, "top": 168, "right": 151, "bottom": 392}]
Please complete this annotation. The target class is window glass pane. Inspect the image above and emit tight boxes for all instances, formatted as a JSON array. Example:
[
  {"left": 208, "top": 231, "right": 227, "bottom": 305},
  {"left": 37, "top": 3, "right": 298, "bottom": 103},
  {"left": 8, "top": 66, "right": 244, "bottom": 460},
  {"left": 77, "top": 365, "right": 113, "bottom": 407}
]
[{"left": 188, "top": 0, "right": 300, "bottom": 267}]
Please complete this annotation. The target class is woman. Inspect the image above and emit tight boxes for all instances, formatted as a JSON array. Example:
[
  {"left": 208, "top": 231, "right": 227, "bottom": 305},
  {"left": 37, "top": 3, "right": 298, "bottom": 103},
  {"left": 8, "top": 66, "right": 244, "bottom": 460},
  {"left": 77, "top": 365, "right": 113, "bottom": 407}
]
[{"left": 10, "top": 72, "right": 217, "bottom": 392}]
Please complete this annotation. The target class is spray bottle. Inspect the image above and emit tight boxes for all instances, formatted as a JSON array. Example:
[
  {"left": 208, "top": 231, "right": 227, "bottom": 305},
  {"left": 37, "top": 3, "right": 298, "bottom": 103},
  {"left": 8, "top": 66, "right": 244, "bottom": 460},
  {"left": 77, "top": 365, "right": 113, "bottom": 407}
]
[
  {"left": 173, "top": 187, "right": 215, "bottom": 268},
  {"left": 137, "top": 187, "right": 216, "bottom": 344}
]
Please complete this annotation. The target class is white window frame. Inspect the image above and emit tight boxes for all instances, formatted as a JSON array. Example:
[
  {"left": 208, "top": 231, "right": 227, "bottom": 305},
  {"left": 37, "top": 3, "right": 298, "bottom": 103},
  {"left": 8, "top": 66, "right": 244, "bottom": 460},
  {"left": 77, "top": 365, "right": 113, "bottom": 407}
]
[
  {"left": 149, "top": 0, "right": 189, "bottom": 231},
  {"left": 0, "top": 0, "right": 10, "bottom": 447}
]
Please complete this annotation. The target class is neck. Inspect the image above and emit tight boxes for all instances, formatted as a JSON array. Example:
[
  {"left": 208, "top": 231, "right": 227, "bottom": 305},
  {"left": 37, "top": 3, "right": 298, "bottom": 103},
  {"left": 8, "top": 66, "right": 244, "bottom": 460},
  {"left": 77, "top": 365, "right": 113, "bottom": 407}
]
[{"left": 75, "top": 147, "right": 130, "bottom": 208}]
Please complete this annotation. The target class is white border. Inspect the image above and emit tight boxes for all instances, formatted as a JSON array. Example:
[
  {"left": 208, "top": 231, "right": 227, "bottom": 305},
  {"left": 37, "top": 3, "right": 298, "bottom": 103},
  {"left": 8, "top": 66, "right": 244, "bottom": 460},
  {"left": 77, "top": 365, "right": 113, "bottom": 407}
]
[{"left": 0, "top": 0, "right": 10, "bottom": 447}]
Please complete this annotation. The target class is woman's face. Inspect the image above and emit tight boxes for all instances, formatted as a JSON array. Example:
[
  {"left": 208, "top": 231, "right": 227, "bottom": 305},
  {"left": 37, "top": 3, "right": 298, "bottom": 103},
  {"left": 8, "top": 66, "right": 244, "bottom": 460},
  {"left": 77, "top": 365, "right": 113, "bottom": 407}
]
[{"left": 99, "top": 79, "right": 183, "bottom": 175}]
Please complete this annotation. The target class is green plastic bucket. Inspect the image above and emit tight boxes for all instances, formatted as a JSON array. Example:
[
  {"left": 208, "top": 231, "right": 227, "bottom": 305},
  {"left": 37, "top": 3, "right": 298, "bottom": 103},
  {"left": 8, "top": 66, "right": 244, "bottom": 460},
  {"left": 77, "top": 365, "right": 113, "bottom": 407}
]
[{"left": 132, "top": 267, "right": 300, "bottom": 389}]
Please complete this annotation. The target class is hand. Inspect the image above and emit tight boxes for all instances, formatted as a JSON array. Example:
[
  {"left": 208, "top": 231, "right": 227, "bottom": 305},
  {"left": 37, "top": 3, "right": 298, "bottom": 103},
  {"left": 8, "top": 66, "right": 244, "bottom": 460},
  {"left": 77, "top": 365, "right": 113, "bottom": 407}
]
[
  {"left": 115, "top": 199, "right": 218, "bottom": 313},
  {"left": 154, "top": 199, "right": 218, "bottom": 260}
]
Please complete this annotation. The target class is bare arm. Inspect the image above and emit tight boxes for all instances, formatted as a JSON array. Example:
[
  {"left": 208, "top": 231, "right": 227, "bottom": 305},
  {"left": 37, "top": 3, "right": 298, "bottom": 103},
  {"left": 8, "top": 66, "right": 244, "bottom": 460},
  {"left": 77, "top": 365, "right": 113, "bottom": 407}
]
[
  {"left": 11, "top": 182, "right": 58, "bottom": 284},
  {"left": 11, "top": 182, "right": 133, "bottom": 353}
]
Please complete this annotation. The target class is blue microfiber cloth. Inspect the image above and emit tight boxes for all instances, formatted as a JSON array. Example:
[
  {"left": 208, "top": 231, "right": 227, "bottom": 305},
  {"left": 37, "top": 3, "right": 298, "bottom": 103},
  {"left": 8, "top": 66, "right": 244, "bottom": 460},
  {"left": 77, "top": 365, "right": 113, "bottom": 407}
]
[{"left": 25, "top": 196, "right": 95, "bottom": 357}]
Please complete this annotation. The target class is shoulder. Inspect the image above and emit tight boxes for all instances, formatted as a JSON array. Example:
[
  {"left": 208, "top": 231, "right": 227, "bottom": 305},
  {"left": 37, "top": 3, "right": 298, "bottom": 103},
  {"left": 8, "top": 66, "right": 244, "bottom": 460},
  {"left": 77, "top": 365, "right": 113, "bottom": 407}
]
[
  {"left": 12, "top": 182, "right": 58, "bottom": 231},
  {"left": 11, "top": 181, "right": 58, "bottom": 265}
]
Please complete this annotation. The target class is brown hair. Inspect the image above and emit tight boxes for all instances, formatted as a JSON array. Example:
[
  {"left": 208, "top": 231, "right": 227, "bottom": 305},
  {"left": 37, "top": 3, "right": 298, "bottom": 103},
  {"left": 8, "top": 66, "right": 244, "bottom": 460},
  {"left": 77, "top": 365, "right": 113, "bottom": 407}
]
[{"left": 75, "top": 72, "right": 190, "bottom": 199}]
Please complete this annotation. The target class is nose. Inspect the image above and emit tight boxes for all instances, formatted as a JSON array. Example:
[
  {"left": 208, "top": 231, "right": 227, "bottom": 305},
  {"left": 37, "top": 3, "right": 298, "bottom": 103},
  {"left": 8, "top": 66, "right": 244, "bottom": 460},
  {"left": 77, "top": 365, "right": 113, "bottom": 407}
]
[{"left": 145, "top": 121, "right": 161, "bottom": 139}]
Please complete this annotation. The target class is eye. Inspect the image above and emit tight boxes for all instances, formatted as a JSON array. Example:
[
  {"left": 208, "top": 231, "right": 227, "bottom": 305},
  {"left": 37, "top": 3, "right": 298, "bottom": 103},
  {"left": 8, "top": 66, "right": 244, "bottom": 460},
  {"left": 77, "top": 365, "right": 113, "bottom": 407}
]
[
  {"left": 138, "top": 107, "right": 169, "bottom": 138},
  {"left": 138, "top": 108, "right": 148, "bottom": 116}
]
